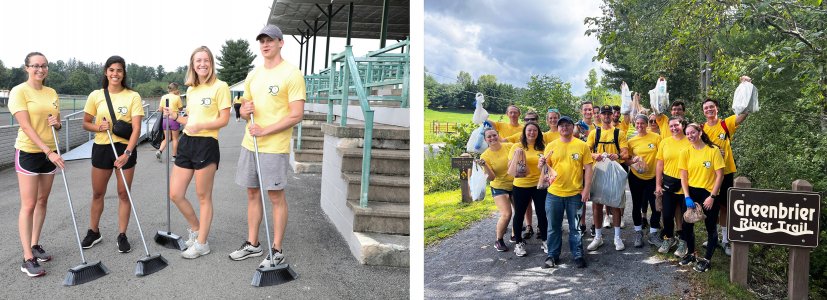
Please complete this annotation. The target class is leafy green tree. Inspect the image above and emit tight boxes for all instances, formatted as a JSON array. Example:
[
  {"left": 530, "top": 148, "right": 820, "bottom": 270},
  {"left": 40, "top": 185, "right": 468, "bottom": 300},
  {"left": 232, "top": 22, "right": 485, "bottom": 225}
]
[
  {"left": 156, "top": 65, "right": 166, "bottom": 81},
  {"left": 216, "top": 39, "right": 256, "bottom": 85},
  {"left": 520, "top": 74, "right": 578, "bottom": 118}
]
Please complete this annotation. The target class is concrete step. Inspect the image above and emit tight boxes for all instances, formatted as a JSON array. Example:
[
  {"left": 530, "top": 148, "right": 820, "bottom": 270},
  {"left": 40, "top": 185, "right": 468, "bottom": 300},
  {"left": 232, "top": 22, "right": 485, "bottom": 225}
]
[
  {"left": 294, "top": 149, "right": 323, "bottom": 162},
  {"left": 322, "top": 123, "right": 408, "bottom": 141},
  {"left": 291, "top": 161, "right": 322, "bottom": 173},
  {"left": 293, "top": 136, "right": 324, "bottom": 150},
  {"left": 293, "top": 124, "right": 323, "bottom": 137},
  {"left": 302, "top": 112, "right": 327, "bottom": 121},
  {"left": 347, "top": 200, "right": 409, "bottom": 235},
  {"left": 338, "top": 147, "right": 409, "bottom": 176},
  {"left": 342, "top": 173, "right": 408, "bottom": 204},
  {"left": 353, "top": 232, "right": 409, "bottom": 267}
]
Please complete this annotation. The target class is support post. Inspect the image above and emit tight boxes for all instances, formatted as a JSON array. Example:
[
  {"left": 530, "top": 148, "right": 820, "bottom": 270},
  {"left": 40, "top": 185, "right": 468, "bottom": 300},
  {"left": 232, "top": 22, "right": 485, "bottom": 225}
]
[
  {"left": 325, "top": 4, "right": 332, "bottom": 68},
  {"left": 346, "top": 2, "right": 354, "bottom": 46},
  {"left": 292, "top": 34, "right": 304, "bottom": 68},
  {"left": 729, "top": 176, "right": 751, "bottom": 288},
  {"left": 311, "top": 19, "right": 318, "bottom": 74},
  {"left": 789, "top": 179, "right": 812, "bottom": 300},
  {"left": 379, "top": 0, "right": 389, "bottom": 48}
]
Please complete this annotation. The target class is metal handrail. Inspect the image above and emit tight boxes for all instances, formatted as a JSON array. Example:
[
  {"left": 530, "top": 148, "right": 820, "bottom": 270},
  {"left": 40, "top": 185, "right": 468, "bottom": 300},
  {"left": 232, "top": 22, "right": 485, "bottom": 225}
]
[{"left": 63, "top": 110, "right": 89, "bottom": 153}]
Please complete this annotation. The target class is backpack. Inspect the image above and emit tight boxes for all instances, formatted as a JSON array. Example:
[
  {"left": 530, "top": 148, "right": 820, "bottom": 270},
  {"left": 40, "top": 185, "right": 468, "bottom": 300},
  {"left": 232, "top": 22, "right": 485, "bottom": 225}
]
[{"left": 592, "top": 127, "right": 620, "bottom": 154}]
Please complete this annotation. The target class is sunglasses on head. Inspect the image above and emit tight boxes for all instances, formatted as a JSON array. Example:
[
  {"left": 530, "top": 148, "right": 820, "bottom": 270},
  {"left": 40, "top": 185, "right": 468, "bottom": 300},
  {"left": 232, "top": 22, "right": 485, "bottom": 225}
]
[
  {"left": 648, "top": 119, "right": 657, "bottom": 124},
  {"left": 524, "top": 117, "right": 538, "bottom": 122},
  {"left": 547, "top": 108, "right": 559, "bottom": 113}
]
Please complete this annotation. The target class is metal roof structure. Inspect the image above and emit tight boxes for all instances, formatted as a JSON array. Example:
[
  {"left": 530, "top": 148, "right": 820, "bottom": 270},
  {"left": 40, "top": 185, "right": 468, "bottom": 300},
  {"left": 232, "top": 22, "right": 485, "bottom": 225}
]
[{"left": 266, "top": 0, "right": 409, "bottom": 41}]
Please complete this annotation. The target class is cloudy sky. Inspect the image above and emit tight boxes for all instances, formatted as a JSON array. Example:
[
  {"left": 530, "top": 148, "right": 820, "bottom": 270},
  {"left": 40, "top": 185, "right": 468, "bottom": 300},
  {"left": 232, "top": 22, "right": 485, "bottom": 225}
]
[
  {"left": 424, "top": 0, "right": 607, "bottom": 96},
  {"left": 0, "top": 0, "right": 380, "bottom": 75}
]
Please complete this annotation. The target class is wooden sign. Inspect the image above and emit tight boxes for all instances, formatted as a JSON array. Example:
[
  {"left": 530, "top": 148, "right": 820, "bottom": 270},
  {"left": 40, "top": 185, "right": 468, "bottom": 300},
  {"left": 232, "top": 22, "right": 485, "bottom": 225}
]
[{"left": 727, "top": 188, "right": 821, "bottom": 248}]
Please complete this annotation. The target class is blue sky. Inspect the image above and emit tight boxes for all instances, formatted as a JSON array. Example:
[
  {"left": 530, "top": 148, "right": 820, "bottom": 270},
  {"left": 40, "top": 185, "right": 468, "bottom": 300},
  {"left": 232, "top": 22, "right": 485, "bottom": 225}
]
[{"left": 424, "top": 0, "right": 608, "bottom": 96}]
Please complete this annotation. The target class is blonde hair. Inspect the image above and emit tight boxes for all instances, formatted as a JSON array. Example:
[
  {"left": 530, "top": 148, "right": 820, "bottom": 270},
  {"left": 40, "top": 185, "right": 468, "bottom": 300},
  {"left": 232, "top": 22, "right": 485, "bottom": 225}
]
[{"left": 185, "top": 46, "right": 216, "bottom": 87}]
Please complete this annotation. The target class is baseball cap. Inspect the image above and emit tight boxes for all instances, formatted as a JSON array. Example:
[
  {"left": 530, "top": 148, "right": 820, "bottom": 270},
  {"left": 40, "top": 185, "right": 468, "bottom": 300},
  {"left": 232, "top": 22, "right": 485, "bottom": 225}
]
[
  {"left": 256, "top": 24, "right": 283, "bottom": 41},
  {"left": 600, "top": 105, "right": 613, "bottom": 114},
  {"left": 557, "top": 116, "right": 575, "bottom": 126}
]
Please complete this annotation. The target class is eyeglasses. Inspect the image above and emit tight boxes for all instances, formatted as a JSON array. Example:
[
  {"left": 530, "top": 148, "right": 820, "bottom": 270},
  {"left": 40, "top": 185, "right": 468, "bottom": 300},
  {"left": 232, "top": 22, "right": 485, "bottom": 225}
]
[
  {"left": 27, "top": 65, "right": 48, "bottom": 70},
  {"left": 524, "top": 118, "right": 538, "bottom": 122},
  {"left": 648, "top": 119, "right": 657, "bottom": 124}
]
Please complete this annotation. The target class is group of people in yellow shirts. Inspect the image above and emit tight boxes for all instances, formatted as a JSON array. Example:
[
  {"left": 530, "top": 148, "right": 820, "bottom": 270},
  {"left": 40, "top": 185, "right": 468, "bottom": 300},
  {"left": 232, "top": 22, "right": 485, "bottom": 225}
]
[
  {"left": 10, "top": 25, "right": 306, "bottom": 277},
  {"left": 476, "top": 79, "right": 750, "bottom": 272}
]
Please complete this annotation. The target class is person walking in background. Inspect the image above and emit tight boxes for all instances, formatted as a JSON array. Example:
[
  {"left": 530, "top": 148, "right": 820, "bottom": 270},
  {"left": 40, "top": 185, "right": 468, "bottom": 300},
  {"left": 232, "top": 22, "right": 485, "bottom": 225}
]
[
  {"left": 233, "top": 95, "right": 242, "bottom": 122},
  {"left": 230, "top": 25, "right": 306, "bottom": 267},
  {"left": 169, "top": 46, "right": 231, "bottom": 259},
  {"left": 508, "top": 122, "right": 547, "bottom": 257},
  {"left": 80, "top": 55, "right": 144, "bottom": 254},
  {"left": 10, "top": 52, "right": 63, "bottom": 277},
  {"left": 477, "top": 129, "right": 514, "bottom": 252},
  {"left": 156, "top": 82, "right": 183, "bottom": 162}
]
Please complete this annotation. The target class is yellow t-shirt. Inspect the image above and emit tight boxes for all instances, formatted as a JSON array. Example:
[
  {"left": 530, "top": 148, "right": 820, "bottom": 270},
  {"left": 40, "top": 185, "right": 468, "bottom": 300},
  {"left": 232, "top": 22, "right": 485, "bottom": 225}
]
[
  {"left": 508, "top": 143, "right": 544, "bottom": 188},
  {"left": 586, "top": 125, "right": 628, "bottom": 163},
  {"left": 657, "top": 136, "right": 691, "bottom": 179},
  {"left": 703, "top": 115, "right": 738, "bottom": 174},
  {"left": 83, "top": 89, "right": 144, "bottom": 145},
  {"left": 241, "top": 63, "right": 306, "bottom": 154},
  {"left": 679, "top": 145, "right": 725, "bottom": 192},
  {"left": 493, "top": 121, "right": 523, "bottom": 139},
  {"left": 627, "top": 132, "right": 661, "bottom": 180},
  {"left": 480, "top": 143, "right": 514, "bottom": 190},
  {"left": 184, "top": 80, "right": 231, "bottom": 139},
  {"left": 504, "top": 131, "right": 520, "bottom": 143},
  {"left": 8, "top": 82, "right": 59, "bottom": 153},
  {"left": 544, "top": 138, "right": 594, "bottom": 197},
  {"left": 159, "top": 93, "right": 183, "bottom": 113},
  {"left": 543, "top": 130, "right": 560, "bottom": 145},
  {"left": 654, "top": 114, "right": 670, "bottom": 138}
]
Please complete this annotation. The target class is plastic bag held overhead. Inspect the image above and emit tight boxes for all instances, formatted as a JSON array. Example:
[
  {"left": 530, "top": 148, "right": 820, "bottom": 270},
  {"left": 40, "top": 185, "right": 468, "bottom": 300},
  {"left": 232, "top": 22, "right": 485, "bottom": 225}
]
[
  {"left": 472, "top": 92, "right": 489, "bottom": 125},
  {"left": 732, "top": 80, "right": 759, "bottom": 115},
  {"left": 648, "top": 78, "right": 669, "bottom": 114},
  {"left": 469, "top": 161, "right": 487, "bottom": 201},
  {"left": 620, "top": 82, "right": 632, "bottom": 114},
  {"left": 465, "top": 121, "right": 491, "bottom": 153}
]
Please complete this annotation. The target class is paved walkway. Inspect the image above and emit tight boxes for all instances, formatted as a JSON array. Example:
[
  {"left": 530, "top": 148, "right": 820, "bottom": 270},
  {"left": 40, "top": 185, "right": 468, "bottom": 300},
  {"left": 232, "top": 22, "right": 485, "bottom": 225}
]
[
  {"left": 0, "top": 118, "right": 408, "bottom": 298},
  {"left": 424, "top": 190, "right": 692, "bottom": 299}
]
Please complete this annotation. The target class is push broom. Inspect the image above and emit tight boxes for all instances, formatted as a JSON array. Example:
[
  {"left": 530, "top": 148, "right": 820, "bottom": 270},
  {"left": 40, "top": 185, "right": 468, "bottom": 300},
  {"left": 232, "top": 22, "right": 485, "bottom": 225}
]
[
  {"left": 249, "top": 114, "right": 298, "bottom": 287},
  {"left": 153, "top": 99, "right": 186, "bottom": 250},
  {"left": 105, "top": 128, "right": 168, "bottom": 276},
  {"left": 50, "top": 123, "right": 110, "bottom": 286}
]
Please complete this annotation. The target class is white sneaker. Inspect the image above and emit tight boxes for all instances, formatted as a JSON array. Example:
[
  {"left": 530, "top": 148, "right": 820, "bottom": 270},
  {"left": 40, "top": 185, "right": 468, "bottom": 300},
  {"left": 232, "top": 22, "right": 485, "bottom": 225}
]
[
  {"left": 514, "top": 242, "right": 527, "bottom": 257},
  {"left": 185, "top": 228, "right": 198, "bottom": 248},
  {"left": 602, "top": 217, "right": 611, "bottom": 229},
  {"left": 587, "top": 236, "right": 604, "bottom": 251},
  {"left": 540, "top": 240, "right": 548, "bottom": 254},
  {"left": 229, "top": 241, "right": 264, "bottom": 261},
  {"left": 155, "top": 150, "right": 162, "bottom": 161},
  {"left": 620, "top": 219, "right": 626, "bottom": 229},
  {"left": 259, "top": 248, "right": 285, "bottom": 268},
  {"left": 181, "top": 241, "right": 210, "bottom": 259},
  {"left": 614, "top": 236, "right": 625, "bottom": 251}
]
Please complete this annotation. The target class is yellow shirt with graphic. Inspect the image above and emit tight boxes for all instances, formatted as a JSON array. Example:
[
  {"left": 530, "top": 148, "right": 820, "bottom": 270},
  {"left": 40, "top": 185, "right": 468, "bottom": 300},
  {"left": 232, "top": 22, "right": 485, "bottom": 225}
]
[
  {"left": 544, "top": 138, "right": 594, "bottom": 197},
  {"left": 657, "top": 136, "right": 690, "bottom": 179},
  {"left": 480, "top": 143, "right": 514, "bottom": 191},
  {"left": 703, "top": 115, "right": 738, "bottom": 174},
  {"left": 83, "top": 89, "right": 144, "bottom": 145},
  {"left": 679, "top": 145, "right": 725, "bottom": 192},
  {"left": 9, "top": 82, "right": 59, "bottom": 153},
  {"left": 508, "top": 143, "right": 544, "bottom": 188},
  {"left": 493, "top": 121, "right": 523, "bottom": 139},
  {"left": 184, "top": 80, "right": 231, "bottom": 139},
  {"left": 627, "top": 132, "right": 661, "bottom": 180},
  {"left": 242, "top": 62, "right": 306, "bottom": 154},
  {"left": 586, "top": 125, "right": 628, "bottom": 163},
  {"left": 159, "top": 93, "right": 183, "bottom": 113}
]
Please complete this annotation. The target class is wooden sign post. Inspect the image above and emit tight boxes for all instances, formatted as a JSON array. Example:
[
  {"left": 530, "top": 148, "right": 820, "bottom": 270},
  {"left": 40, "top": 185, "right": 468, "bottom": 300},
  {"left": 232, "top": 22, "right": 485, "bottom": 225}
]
[{"left": 451, "top": 153, "right": 474, "bottom": 203}]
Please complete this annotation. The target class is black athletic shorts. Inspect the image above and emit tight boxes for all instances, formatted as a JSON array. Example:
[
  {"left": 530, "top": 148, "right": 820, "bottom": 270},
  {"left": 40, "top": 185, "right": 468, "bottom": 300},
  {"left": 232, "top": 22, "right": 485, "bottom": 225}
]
[
  {"left": 175, "top": 134, "right": 220, "bottom": 170},
  {"left": 91, "top": 142, "right": 137, "bottom": 169},
  {"left": 15, "top": 149, "right": 57, "bottom": 175}
]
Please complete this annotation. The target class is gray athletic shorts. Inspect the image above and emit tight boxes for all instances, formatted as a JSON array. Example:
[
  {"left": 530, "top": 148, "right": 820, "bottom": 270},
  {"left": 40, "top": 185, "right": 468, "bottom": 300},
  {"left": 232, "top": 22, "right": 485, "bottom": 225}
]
[{"left": 235, "top": 148, "right": 289, "bottom": 191}]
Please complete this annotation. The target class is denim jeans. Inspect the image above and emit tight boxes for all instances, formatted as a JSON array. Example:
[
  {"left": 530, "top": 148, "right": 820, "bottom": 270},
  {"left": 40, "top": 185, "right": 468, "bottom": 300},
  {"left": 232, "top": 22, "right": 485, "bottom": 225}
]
[{"left": 546, "top": 192, "right": 584, "bottom": 260}]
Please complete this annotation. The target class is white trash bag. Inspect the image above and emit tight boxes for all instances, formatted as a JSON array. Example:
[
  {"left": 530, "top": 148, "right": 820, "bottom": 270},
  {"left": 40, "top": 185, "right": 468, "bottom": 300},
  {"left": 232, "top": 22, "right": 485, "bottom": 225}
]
[
  {"left": 620, "top": 82, "right": 632, "bottom": 114},
  {"left": 465, "top": 122, "right": 491, "bottom": 153},
  {"left": 648, "top": 78, "right": 669, "bottom": 114},
  {"left": 732, "top": 81, "right": 759, "bottom": 115},
  {"left": 472, "top": 92, "right": 489, "bottom": 125},
  {"left": 591, "top": 159, "right": 628, "bottom": 208},
  {"left": 469, "top": 161, "right": 487, "bottom": 201}
]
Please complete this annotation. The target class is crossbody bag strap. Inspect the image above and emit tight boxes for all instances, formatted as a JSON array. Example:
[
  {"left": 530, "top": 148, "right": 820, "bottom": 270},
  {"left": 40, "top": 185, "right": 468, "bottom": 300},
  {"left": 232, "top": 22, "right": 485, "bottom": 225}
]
[{"left": 103, "top": 88, "right": 118, "bottom": 122}]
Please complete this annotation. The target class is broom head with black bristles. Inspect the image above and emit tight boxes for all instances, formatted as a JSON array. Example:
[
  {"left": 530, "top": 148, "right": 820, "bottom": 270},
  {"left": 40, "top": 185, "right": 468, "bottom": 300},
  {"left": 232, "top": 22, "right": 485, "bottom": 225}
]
[
  {"left": 135, "top": 253, "right": 168, "bottom": 276},
  {"left": 63, "top": 261, "right": 109, "bottom": 286},
  {"left": 154, "top": 230, "right": 186, "bottom": 250},
  {"left": 251, "top": 263, "right": 298, "bottom": 287}
]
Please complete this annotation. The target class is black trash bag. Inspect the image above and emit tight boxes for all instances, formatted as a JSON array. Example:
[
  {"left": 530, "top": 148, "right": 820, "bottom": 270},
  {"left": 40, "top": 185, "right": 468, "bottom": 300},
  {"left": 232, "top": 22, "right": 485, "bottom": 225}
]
[{"left": 149, "top": 117, "right": 164, "bottom": 149}]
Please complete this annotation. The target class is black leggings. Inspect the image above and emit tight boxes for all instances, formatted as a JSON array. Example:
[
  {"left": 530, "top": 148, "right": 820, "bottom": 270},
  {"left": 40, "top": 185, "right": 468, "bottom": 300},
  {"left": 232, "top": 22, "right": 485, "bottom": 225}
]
[
  {"left": 512, "top": 186, "right": 547, "bottom": 243},
  {"left": 660, "top": 188, "right": 685, "bottom": 239},
  {"left": 681, "top": 187, "right": 720, "bottom": 260},
  {"left": 628, "top": 172, "right": 660, "bottom": 228},
  {"left": 233, "top": 103, "right": 242, "bottom": 119}
]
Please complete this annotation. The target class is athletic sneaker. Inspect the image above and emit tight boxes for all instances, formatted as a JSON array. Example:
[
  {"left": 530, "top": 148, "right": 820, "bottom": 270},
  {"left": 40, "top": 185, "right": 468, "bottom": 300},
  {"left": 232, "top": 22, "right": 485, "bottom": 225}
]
[
  {"left": 31, "top": 245, "right": 52, "bottom": 262},
  {"left": 679, "top": 253, "right": 696, "bottom": 266},
  {"left": 259, "top": 249, "right": 285, "bottom": 268},
  {"left": 540, "top": 240, "right": 548, "bottom": 254},
  {"left": 542, "top": 257, "right": 557, "bottom": 269},
  {"left": 229, "top": 241, "right": 264, "bottom": 260},
  {"left": 723, "top": 242, "right": 732, "bottom": 256},
  {"left": 155, "top": 150, "right": 162, "bottom": 161},
  {"left": 117, "top": 233, "right": 131, "bottom": 253},
  {"left": 620, "top": 219, "right": 626, "bottom": 229},
  {"left": 523, "top": 226, "right": 534, "bottom": 240},
  {"left": 494, "top": 239, "right": 508, "bottom": 252},
  {"left": 587, "top": 236, "right": 603, "bottom": 251},
  {"left": 185, "top": 228, "right": 199, "bottom": 248},
  {"left": 514, "top": 242, "right": 527, "bottom": 257},
  {"left": 182, "top": 241, "right": 211, "bottom": 259},
  {"left": 81, "top": 229, "right": 102, "bottom": 249},
  {"left": 614, "top": 236, "right": 625, "bottom": 251},
  {"left": 589, "top": 225, "right": 596, "bottom": 237},
  {"left": 574, "top": 257, "right": 587, "bottom": 268},
  {"left": 509, "top": 235, "right": 516, "bottom": 243},
  {"left": 694, "top": 258, "right": 711, "bottom": 272},
  {"left": 20, "top": 258, "right": 45, "bottom": 277},
  {"left": 633, "top": 231, "right": 644, "bottom": 248},
  {"left": 579, "top": 224, "right": 587, "bottom": 237},
  {"left": 658, "top": 238, "right": 676, "bottom": 254},
  {"left": 648, "top": 233, "right": 663, "bottom": 246},
  {"left": 674, "top": 239, "right": 688, "bottom": 257}
]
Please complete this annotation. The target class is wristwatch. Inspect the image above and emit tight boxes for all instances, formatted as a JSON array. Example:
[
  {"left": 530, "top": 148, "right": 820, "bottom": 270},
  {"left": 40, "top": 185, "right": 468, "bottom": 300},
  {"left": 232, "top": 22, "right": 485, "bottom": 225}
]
[
  {"left": 710, "top": 194, "right": 718, "bottom": 200},
  {"left": 123, "top": 149, "right": 132, "bottom": 156}
]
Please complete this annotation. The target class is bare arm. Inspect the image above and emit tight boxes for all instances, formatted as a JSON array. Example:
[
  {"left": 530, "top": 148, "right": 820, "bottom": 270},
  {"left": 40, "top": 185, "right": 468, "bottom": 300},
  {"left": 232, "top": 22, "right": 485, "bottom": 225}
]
[
  {"left": 581, "top": 163, "right": 593, "bottom": 202},
  {"left": 655, "top": 160, "right": 664, "bottom": 194},
  {"left": 680, "top": 169, "right": 690, "bottom": 198}
]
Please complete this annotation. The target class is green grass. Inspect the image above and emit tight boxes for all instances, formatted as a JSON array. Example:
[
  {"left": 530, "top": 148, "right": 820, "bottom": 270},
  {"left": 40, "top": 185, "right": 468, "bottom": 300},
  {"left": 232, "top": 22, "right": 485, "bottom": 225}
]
[
  {"left": 424, "top": 108, "right": 507, "bottom": 144},
  {"left": 424, "top": 189, "right": 497, "bottom": 246}
]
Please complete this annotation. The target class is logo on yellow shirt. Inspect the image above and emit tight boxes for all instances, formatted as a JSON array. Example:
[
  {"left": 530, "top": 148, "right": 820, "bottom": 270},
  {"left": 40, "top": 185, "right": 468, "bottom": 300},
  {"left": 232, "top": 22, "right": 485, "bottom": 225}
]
[
  {"left": 268, "top": 85, "right": 280, "bottom": 96},
  {"left": 648, "top": 143, "right": 655, "bottom": 149},
  {"left": 52, "top": 99, "right": 58, "bottom": 109},
  {"left": 571, "top": 153, "right": 581, "bottom": 161},
  {"left": 200, "top": 98, "right": 212, "bottom": 106},
  {"left": 703, "top": 161, "right": 712, "bottom": 169},
  {"left": 117, "top": 106, "right": 128, "bottom": 116},
  {"left": 718, "top": 133, "right": 726, "bottom": 140}
]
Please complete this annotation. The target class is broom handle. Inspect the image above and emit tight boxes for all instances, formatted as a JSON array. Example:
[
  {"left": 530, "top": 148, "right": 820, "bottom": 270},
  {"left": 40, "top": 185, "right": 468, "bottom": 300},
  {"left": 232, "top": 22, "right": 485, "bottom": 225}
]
[
  {"left": 51, "top": 125, "right": 87, "bottom": 264},
  {"left": 250, "top": 114, "right": 275, "bottom": 265},
  {"left": 106, "top": 130, "right": 151, "bottom": 256},
  {"left": 165, "top": 99, "right": 171, "bottom": 233}
]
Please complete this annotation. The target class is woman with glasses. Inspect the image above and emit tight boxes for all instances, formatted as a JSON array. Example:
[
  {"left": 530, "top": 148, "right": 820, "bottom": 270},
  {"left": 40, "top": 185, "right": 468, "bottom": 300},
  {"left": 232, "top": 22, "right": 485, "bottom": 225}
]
[
  {"left": 654, "top": 117, "right": 690, "bottom": 257},
  {"left": 10, "top": 52, "right": 63, "bottom": 277},
  {"left": 626, "top": 114, "right": 662, "bottom": 248},
  {"left": 477, "top": 129, "right": 514, "bottom": 252},
  {"left": 508, "top": 122, "right": 547, "bottom": 257}
]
